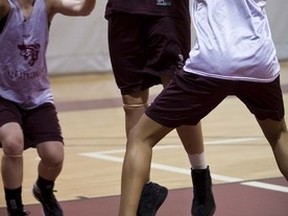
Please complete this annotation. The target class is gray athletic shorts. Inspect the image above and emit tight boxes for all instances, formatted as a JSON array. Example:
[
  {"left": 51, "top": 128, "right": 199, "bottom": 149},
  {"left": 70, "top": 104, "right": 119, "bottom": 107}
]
[{"left": 146, "top": 70, "right": 285, "bottom": 128}]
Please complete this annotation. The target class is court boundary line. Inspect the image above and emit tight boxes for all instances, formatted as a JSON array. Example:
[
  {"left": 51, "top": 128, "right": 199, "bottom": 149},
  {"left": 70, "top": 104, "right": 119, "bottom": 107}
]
[{"left": 79, "top": 137, "right": 288, "bottom": 193}]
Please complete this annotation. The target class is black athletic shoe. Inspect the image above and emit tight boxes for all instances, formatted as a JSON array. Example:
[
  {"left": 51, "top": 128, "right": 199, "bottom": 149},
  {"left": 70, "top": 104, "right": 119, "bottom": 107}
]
[
  {"left": 32, "top": 184, "right": 63, "bottom": 216},
  {"left": 8, "top": 209, "right": 30, "bottom": 216},
  {"left": 137, "top": 182, "right": 168, "bottom": 216},
  {"left": 191, "top": 167, "right": 216, "bottom": 216}
]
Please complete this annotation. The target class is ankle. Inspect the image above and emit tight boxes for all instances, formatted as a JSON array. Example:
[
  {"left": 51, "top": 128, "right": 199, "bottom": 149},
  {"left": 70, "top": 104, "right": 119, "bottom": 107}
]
[
  {"left": 5, "top": 187, "right": 24, "bottom": 213},
  {"left": 36, "top": 176, "right": 54, "bottom": 191}
]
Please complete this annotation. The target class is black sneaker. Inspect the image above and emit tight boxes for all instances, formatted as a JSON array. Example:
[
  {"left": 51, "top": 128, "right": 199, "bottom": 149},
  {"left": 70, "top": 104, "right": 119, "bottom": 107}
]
[
  {"left": 32, "top": 184, "right": 63, "bottom": 216},
  {"left": 8, "top": 209, "right": 30, "bottom": 216},
  {"left": 137, "top": 182, "right": 168, "bottom": 216},
  {"left": 191, "top": 166, "right": 216, "bottom": 216}
]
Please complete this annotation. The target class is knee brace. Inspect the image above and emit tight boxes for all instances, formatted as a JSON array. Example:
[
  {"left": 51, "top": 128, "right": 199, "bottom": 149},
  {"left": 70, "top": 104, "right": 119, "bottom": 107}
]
[
  {"left": 123, "top": 103, "right": 148, "bottom": 110},
  {"left": 2, "top": 152, "right": 23, "bottom": 159}
]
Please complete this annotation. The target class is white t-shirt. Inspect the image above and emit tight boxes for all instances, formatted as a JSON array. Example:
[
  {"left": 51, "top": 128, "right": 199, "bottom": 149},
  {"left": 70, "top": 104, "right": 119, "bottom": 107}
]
[{"left": 184, "top": 0, "right": 280, "bottom": 82}]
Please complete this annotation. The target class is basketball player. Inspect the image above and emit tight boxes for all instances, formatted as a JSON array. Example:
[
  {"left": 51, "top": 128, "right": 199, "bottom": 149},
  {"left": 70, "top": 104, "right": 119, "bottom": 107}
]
[
  {"left": 118, "top": 0, "right": 288, "bottom": 215},
  {"left": 105, "top": 0, "right": 215, "bottom": 215},
  {"left": 0, "top": 0, "right": 96, "bottom": 215}
]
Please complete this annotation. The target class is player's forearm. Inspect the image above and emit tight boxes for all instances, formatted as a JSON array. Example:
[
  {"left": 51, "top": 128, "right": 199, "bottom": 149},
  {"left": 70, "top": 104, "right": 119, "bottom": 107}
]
[
  {"left": 78, "top": 0, "right": 96, "bottom": 16},
  {"left": 52, "top": 0, "right": 96, "bottom": 17}
]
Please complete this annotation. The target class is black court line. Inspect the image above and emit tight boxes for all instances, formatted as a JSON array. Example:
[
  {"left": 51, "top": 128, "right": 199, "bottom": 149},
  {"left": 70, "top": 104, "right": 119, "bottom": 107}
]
[{"left": 55, "top": 83, "right": 288, "bottom": 113}]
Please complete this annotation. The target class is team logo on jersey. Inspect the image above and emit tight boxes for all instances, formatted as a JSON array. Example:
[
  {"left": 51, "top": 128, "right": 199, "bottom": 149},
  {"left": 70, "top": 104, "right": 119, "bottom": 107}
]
[
  {"left": 156, "top": 0, "right": 171, "bottom": 6},
  {"left": 18, "top": 43, "right": 40, "bottom": 66}
]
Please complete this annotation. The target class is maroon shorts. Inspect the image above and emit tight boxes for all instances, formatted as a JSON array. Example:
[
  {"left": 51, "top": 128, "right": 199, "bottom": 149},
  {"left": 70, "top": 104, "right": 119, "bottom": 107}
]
[
  {"left": 146, "top": 70, "right": 285, "bottom": 128},
  {"left": 107, "top": 12, "right": 191, "bottom": 95},
  {"left": 0, "top": 98, "right": 63, "bottom": 149}
]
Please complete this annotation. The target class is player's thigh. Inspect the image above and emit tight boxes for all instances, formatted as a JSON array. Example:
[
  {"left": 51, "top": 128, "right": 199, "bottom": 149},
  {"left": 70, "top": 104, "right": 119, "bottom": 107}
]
[{"left": 0, "top": 98, "right": 24, "bottom": 152}]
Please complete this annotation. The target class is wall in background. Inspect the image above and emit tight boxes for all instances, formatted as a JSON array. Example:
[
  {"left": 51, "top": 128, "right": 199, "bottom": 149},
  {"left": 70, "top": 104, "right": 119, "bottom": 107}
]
[{"left": 47, "top": 1, "right": 288, "bottom": 75}]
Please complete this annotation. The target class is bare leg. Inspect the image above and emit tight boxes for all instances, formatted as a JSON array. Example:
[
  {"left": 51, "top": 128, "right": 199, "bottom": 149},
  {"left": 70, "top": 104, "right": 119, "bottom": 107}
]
[
  {"left": 33, "top": 141, "right": 64, "bottom": 216},
  {"left": 119, "top": 114, "right": 172, "bottom": 216},
  {"left": 36, "top": 141, "right": 64, "bottom": 181},
  {"left": 0, "top": 123, "right": 24, "bottom": 189},
  {"left": 122, "top": 90, "right": 149, "bottom": 137},
  {"left": 177, "top": 123, "right": 204, "bottom": 155},
  {"left": 257, "top": 118, "right": 288, "bottom": 180},
  {"left": 0, "top": 123, "right": 25, "bottom": 213}
]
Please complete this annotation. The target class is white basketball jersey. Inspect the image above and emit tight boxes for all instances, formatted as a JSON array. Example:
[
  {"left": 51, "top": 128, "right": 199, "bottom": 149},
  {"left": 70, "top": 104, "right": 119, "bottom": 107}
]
[{"left": 184, "top": 0, "right": 280, "bottom": 82}]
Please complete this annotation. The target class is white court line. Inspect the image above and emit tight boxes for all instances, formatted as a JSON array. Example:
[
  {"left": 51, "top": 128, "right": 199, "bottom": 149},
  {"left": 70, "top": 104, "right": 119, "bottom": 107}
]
[
  {"left": 242, "top": 181, "right": 288, "bottom": 193},
  {"left": 81, "top": 151, "right": 241, "bottom": 183},
  {"left": 81, "top": 137, "right": 264, "bottom": 156},
  {"left": 79, "top": 137, "right": 288, "bottom": 193},
  {"left": 203, "top": 137, "right": 263, "bottom": 145}
]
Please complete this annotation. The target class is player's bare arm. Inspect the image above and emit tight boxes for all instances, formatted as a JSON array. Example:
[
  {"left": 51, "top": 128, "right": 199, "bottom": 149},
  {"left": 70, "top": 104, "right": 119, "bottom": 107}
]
[
  {"left": 46, "top": 0, "right": 96, "bottom": 21},
  {"left": 0, "top": 0, "right": 10, "bottom": 19}
]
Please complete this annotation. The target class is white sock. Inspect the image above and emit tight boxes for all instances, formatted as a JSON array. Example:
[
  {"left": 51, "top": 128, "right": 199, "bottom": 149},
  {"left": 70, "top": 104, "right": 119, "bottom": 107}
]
[{"left": 188, "top": 152, "right": 207, "bottom": 170}]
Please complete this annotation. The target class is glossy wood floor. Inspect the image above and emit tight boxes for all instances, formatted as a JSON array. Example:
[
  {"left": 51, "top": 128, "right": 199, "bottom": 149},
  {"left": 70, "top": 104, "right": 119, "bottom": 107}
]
[{"left": 0, "top": 61, "right": 288, "bottom": 208}]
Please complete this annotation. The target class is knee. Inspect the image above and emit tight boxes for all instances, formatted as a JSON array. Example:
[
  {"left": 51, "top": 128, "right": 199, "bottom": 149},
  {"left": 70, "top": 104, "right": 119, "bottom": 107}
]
[
  {"left": 123, "top": 102, "right": 148, "bottom": 111},
  {"left": 2, "top": 136, "right": 24, "bottom": 157},
  {"left": 39, "top": 143, "right": 64, "bottom": 168},
  {"left": 122, "top": 91, "right": 149, "bottom": 106},
  {"left": 267, "top": 129, "right": 287, "bottom": 150},
  {"left": 42, "top": 154, "right": 63, "bottom": 169}
]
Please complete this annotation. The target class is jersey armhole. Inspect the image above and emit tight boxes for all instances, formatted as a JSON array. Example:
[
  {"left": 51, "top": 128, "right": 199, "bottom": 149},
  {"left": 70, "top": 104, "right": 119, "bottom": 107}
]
[{"left": 0, "top": 13, "right": 8, "bottom": 34}]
